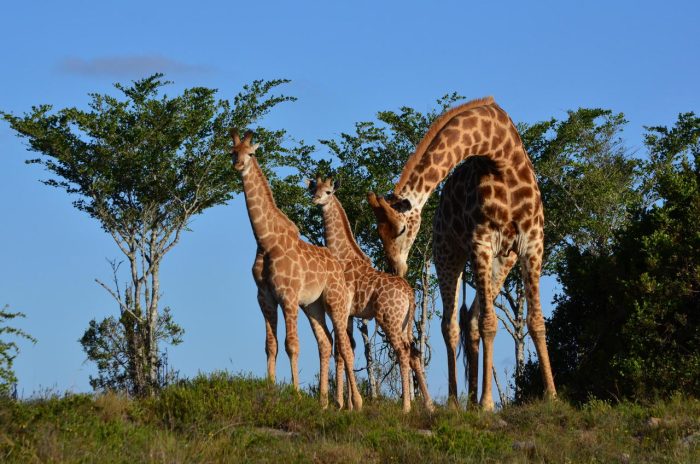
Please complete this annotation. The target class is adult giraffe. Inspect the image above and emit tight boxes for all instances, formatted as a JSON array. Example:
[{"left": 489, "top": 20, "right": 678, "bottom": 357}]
[{"left": 368, "top": 97, "right": 556, "bottom": 410}]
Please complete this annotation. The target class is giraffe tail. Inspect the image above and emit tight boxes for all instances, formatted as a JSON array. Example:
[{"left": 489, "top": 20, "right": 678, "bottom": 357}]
[
  {"left": 407, "top": 294, "right": 423, "bottom": 374},
  {"left": 458, "top": 299, "right": 470, "bottom": 386},
  {"left": 406, "top": 295, "right": 416, "bottom": 349}
]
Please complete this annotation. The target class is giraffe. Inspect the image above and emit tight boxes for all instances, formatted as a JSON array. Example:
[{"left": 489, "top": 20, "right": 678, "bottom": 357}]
[
  {"left": 309, "top": 177, "right": 434, "bottom": 413},
  {"left": 231, "top": 129, "right": 362, "bottom": 410},
  {"left": 368, "top": 97, "right": 556, "bottom": 410},
  {"left": 253, "top": 250, "right": 357, "bottom": 405}
]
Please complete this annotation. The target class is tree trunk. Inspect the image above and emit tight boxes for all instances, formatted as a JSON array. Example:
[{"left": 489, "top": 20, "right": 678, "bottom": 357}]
[
  {"left": 418, "top": 257, "right": 431, "bottom": 371},
  {"left": 494, "top": 269, "right": 529, "bottom": 403},
  {"left": 493, "top": 366, "right": 508, "bottom": 406},
  {"left": 122, "top": 243, "right": 162, "bottom": 397},
  {"left": 513, "top": 282, "right": 526, "bottom": 399},
  {"left": 146, "top": 262, "right": 160, "bottom": 395},
  {"left": 415, "top": 255, "right": 432, "bottom": 399},
  {"left": 359, "top": 319, "right": 378, "bottom": 399}
]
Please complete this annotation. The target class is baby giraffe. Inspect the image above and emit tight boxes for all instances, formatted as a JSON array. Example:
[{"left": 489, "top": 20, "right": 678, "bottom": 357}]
[
  {"left": 309, "top": 178, "right": 434, "bottom": 413},
  {"left": 231, "top": 129, "right": 362, "bottom": 410}
]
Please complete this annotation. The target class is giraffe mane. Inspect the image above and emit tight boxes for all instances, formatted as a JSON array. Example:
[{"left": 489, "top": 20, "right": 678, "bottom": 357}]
[
  {"left": 319, "top": 178, "right": 372, "bottom": 265},
  {"left": 332, "top": 196, "right": 372, "bottom": 265},
  {"left": 394, "top": 96, "right": 497, "bottom": 193}
]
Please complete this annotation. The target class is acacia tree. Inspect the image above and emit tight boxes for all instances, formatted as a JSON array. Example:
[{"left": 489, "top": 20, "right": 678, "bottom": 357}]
[{"left": 3, "top": 75, "right": 298, "bottom": 396}]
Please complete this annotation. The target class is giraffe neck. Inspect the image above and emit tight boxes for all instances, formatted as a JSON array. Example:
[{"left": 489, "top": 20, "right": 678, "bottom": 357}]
[
  {"left": 394, "top": 98, "right": 527, "bottom": 211},
  {"left": 241, "top": 157, "right": 299, "bottom": 250},
  {"left": 321, "top": 196, "right": 371, "bottom": 265}
]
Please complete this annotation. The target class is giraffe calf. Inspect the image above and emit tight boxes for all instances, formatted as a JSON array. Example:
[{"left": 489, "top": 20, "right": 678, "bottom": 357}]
[{"left": 309, "top": 178, "right": 434, "bottom": 413}]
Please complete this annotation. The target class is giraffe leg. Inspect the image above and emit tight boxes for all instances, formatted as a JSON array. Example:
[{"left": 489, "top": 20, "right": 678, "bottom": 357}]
[
  {"left": 280, "top": 299, "right": 301, "bottom": 392},
  {"left": 404, "top": 302, "right": 435, "bottom": 412},
  {"left": 408, "top": 335, "right": 434, "bottom": 412},
  {"left": 396, "top": 292, "right": 434, "bottom": 412},
  {"left": 472, "top": 241, "right": 497, "bottom": 411},
  {"left": 345, "top": 317, "right": 355, "bottom": 409},
  {"left": 377, "top": 311, "right": 413, "bottom": 412},
  {"left": 520, "top": 251, "right": 557, "bottom": 399},
  {"left": 325, "top": 286, "right": 363, "bottom": 411},
  {"left": 303, "top": 301, "right": 333, "bottom": 408},
  {"left": 465, "top": 294, "right": 481, "bottom": 408},
  {"left": 257, "top": 284, "right": 278, "bottom": 383},
  {"left": 435, "top": 248, "right": 466, "bottom": 408},
  {"left": 332, "top": 317, "right": 357, "bottom": 409},
  {"left": 461, "top": 252, "right": 519, "bottom": 408},
  {"left": 375, "top": 314, "right": 411, "bottom": 413},
  {"left": 397, "top": 340, "right": 413, "bottom": 413}
]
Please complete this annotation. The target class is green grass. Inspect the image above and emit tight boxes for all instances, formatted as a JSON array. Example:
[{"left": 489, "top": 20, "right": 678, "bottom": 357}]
[{"left": 1, "top": 372, "right": 698, "bottom": 463}]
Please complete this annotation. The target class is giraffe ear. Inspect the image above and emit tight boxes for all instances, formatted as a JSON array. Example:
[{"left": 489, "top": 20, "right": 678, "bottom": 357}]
[
  {"left": 368, "top": 192, "right": 404, "bottom": 235},
  {"left": 251, "top": 143, "right": 260, "bottom": 151},
  {"left": 391, "top": 198, "right": 412, "bottom": 213},
  {"left": 378, "top": 196, "right": 407, "bottom": 236},
  {"left": 368, "top": 192, "right": 381, "bottom": 211},
  {"left": 306, "top": 178, "right": 317, "bottom": 192}
]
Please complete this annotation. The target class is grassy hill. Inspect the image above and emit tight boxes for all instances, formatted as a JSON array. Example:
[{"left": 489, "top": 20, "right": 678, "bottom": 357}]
[{"left": 1, "top": 373, "right": 698, "bottom": 463}]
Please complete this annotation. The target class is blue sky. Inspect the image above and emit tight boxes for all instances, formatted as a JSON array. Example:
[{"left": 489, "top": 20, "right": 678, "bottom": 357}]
[{"left": 1, "top": 0, "right": 698, "bottom": 400}]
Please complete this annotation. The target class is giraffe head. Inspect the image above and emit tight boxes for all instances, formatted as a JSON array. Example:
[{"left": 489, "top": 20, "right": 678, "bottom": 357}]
[
  {"left": 230, "top": 128, "right": 260, "bottom": 172},
  {"left": 307, "top": 177, "right": 341, "bottom": 206},
  {"left": 367, "top": 192, "right": 419, "bottom": 277}
]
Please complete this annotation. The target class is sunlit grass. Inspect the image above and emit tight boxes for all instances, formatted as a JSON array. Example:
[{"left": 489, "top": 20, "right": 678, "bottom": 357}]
[{"left": 1, "top": 372, "right": 698, "bottom": 463}]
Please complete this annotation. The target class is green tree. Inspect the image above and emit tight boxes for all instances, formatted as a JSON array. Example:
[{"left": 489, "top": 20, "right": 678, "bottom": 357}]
[
  {"left": 521, "top": 112, "right": 700, "bottom": 402},
  {"left": 0, "top": 305, "right": 36, "bottom": 397},
  {"left": 3, "top": 75, "right": 297, "bottom": 396}
]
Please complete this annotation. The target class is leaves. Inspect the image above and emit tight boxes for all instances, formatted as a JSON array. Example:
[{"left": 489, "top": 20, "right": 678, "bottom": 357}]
[
  {"left": 521, "top": 112, "right": 700, "bottom": 402},
  {"left": 521, "top": 108, "right": 642, "bottom": 274},
  {"left": 0, "top": 305, "right": 36, "bottom": 397}
]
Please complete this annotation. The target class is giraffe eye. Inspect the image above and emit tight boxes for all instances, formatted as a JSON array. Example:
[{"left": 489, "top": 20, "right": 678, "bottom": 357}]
[
  {"left": 398, "top": 225, "right": 407, "bottom": 236},
  {"left": 326, "top": 191, "right": 331, "bottom": 195}
]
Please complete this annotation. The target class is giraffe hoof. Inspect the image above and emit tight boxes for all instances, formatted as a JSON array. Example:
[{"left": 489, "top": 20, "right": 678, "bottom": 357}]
[
  {"left": 480, "top": 400, "right": 495, "bottom": 412},
  {"left": 447, "top": 398, "right": 461, "bottom": 411},
  {"left": 353, "top": 395, "right": 363, "bottom": 411}
]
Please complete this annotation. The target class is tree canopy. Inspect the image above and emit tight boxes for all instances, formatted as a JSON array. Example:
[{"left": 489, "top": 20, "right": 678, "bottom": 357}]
[
  {"left": 521, "top": 112, "right": 700, "bottom": 402},
  {"left": 3, "top": 75, "right": 300, "bottom": 395}
]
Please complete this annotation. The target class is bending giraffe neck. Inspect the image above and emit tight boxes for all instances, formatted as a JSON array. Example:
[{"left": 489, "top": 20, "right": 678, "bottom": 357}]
[
  {"left": 241, "top": 157, "right": 299, "bottom": 250},
  {"left": 394, "top": 96, "right": 526, "bottom": 211},
  {"left": 321, "top": 196, "right": 371, "bottom": 265}
]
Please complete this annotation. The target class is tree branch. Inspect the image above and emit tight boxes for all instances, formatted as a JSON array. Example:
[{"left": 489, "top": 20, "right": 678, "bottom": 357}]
[
  {"left": 496, "top": 313, "right": 517, "bottom": 339},
  {"left": 95, "top": 278, "right": 144, "bottom": 323}
]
